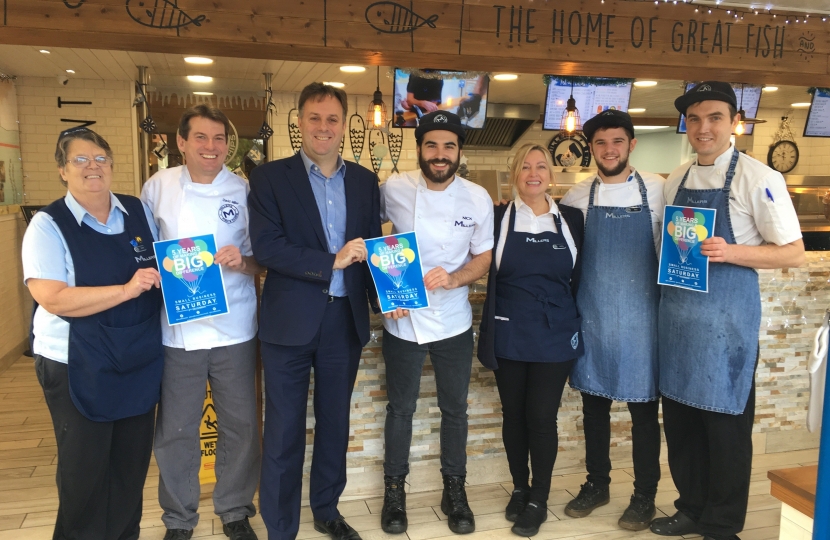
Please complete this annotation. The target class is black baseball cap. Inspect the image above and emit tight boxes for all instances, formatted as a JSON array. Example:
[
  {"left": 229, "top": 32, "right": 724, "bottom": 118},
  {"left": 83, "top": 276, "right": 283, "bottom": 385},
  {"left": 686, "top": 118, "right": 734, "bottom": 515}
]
[
  {"left": 415, "top": 110, "right": 466, "bottom": 145},
  {"left": 582, "top": 109, "right": 635, "bottom": 142},
  {"left": 674, "top": 81, "right": 738, "bottom": 114}
]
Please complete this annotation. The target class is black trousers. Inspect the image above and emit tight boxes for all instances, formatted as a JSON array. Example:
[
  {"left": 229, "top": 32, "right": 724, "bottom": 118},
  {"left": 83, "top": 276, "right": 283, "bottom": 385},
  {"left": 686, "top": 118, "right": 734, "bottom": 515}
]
[
  {"left": 494, "top": 358, "right": 574, "bottom": 504},
  {"left": 662, "top": 383, "right": 756, "bottom": 540},
  {"left": 35, "top": 356, "right": 155, "bottom": 540},
  {"left": 581, "top": 392, "right": 661, "bottom": 499}
]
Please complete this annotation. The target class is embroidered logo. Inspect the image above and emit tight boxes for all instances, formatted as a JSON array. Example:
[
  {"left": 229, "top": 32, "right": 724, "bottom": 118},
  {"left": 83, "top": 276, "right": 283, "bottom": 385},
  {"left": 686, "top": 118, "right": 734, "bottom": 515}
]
[
  {"left": 219, "top": 203, "right": 239, "bottom": 224},
  {"left": 454, "top": 216, "right": 474, "bottom": 228},
  {"left": 602, "top": 110, "right": 616, "bottom": 116},
  {"left": 434, "top": 114, "right": 448, "bottom": 123},
  {"left": 697, "top": 84, "right": 712, "bottom": 92},
  {"left": 130, "top": 236, "right": 147, "bottom": 253},
  {"left": 687, "top": 199, "right": 708, "bottom": 205},
  {"left": 525, "top": 237, "right": 549, "bottom": 243},
  {"left": 606, "top": 212, "right": 631, "bottom": 219},
  {"left": 570, "top": 332, "right": 579, "bottom": 350}
]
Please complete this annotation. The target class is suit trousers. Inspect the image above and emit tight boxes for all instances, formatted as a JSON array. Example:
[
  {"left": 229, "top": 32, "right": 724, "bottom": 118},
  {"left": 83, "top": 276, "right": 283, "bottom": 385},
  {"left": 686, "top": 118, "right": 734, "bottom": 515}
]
[
  {"left": 581, "top": 393, "right": 661, "bottom": 499},
  {"left": 154, "top": 339, "right": 260, "bottom": 530},
  {"left": 260, "top": 297, "right": 362, "bottom": 540},
  {"left": 662, "top": 382, "right": 756, "bottom": 540},
  {"left": 35, "top": 355, "right": 155, "bottom": 540}
]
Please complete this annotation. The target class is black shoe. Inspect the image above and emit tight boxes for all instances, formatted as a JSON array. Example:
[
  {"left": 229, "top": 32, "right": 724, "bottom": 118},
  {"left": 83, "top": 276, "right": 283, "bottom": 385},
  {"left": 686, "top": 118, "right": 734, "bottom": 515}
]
[
  {"left": 314, "top": 516, "right": 362, "bottom": 540},
  {"left": 440, "top": 475, "right": 476, "bottom": 534},
  {"left": 563, "top": 481, "right": 610, "bottom": 518},
  {"left": 381, "top": 475, "right": 408, "bottom": 534},
  {"left": 510, "top": 501, "right": 547, "bottom": 536},
  {"left": 618, "top": 493, "right": 656, "bottom": 531},
  {"left": 505, "top": 489, "right": 530, "bottom": 522},
  {"left": 163, "top": 530, "right": 193, "bottom": 540},
  {"left": 649, "top": 511, "right": 699, "bottom": 536},
  {"left": 223, "top": 517, "right": 258, "bottom": 540}
]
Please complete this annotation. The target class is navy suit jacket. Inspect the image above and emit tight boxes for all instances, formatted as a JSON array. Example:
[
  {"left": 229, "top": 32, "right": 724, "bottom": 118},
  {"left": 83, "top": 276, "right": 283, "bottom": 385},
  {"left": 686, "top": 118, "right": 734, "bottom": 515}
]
[
  {"left": 248, "top": 153, "right": 382, "bottom": 347},
  {"left": 477, "top": 202, "right": 584, "bottom": 370}
]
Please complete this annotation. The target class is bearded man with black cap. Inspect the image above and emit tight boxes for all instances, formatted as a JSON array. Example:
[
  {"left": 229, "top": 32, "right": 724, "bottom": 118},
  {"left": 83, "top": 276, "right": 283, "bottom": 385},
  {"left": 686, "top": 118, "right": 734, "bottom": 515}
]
[
  {"left": 651, "top": 82, "right": 803, "bottom": 540},
  {"left": 378, "top": 110, "right": 494, "bottom": 536},
  {"left": 559, "top": 110, "right": 664, "bottom": 531}
]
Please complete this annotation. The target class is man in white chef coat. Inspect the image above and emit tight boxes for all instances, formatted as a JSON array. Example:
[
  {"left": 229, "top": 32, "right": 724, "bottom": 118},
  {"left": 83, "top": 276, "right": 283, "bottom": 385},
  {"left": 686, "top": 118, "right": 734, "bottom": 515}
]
[
  {"left": 378, "top": 110, "right": 493, "bottom": 536},
  {"left": 141, "top": 105, "right": 263, "bottom": 540}
]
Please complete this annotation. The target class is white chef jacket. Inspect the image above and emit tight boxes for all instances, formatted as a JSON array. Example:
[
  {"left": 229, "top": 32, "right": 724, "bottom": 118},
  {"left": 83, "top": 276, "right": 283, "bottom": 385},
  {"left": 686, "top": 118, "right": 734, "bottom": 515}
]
[
  {"left": 664, "top": 145, "right": 802, "bottom": 247},
  {"left": 380, "top": 170, "right": 494, "bottom": 344},
  {"left": 141, "top": 165, "right": 257, "bottom": 351},
  {"left": 495, "top": 195, "right": 577, "bottom": 270},
  {"left": 561, "top": 168, "right": 665, "bottom": 252}
]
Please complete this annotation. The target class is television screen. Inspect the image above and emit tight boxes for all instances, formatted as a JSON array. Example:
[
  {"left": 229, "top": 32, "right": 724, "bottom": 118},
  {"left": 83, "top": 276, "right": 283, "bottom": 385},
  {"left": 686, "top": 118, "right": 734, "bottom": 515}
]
[
  {"left": 392, "top": 69, "right": 489, "bottom": 129},
  {"left": 542, "top": 78, "right": 633, "bottom": 131},
  {"left": 804, "top": 88, "right": 830, "bottom": 137},
  {"left": 677, "top": 83, "right": 762, "bottom": 135}
]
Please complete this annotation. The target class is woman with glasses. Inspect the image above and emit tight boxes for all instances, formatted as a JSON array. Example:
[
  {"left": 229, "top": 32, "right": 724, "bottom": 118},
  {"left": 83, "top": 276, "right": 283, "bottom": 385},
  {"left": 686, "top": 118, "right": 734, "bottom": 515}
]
[
  {"left": 21, "top": 127, "right": 163, "bottom": 540},
  {"left": 477, "top": 144, "right": 584, "bottom": 536}
]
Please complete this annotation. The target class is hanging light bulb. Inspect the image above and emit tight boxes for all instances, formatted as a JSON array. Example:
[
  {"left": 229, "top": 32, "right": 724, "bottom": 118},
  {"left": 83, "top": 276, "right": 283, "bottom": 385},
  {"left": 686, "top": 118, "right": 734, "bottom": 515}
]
[
  {"left": 735, "top": 84, "right": 747, "bottom": 137},
  {"left": 367, "top": 66, "right": 387, "bottom": 130},
  {"left": 559, "top": 78, "right": 582, "bottom": 136}
]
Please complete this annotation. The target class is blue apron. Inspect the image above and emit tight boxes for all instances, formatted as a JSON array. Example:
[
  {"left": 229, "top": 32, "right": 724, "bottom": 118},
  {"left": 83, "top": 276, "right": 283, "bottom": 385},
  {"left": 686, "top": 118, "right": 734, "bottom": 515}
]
[
  {"left": 570, "top": 173, "right": 660, "bottom": 401},
  {"left": 658, "top": 149, "right": 760, "bottom": 414},
  {"left": 34, "top": 195, "right": 164, "bottom": 422},
  {"left": 494, "top": 202, "right": 583, "bottom": 363}
]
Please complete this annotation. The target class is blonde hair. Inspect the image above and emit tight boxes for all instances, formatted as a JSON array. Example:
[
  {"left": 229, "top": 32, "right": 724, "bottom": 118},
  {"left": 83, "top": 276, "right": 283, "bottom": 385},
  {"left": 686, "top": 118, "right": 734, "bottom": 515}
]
[{"left": 508, "top": 144, "right": 556, "bottom": 196}]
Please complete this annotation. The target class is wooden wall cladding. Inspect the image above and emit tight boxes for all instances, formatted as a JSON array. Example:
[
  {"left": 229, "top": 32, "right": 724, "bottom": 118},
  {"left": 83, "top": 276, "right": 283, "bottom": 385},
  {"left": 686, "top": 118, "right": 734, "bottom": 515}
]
[{"left": 1, "top": 0, "right": 828, "bottom": 85}]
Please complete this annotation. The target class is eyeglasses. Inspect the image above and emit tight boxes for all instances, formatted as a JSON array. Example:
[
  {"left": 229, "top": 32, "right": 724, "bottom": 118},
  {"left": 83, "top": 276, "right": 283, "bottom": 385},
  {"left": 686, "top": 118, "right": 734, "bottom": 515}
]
[{"left": 68, "top": 156, "right": 113, "bottom": 168}]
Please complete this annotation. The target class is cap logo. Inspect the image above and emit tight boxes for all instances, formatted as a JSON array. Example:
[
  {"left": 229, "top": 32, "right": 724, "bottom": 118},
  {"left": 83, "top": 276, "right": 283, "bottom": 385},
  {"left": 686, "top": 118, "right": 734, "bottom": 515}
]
[
  {"left": 697, "top": 84, "right": 712, "bottom": 92},
  {"left": 434, "top": 114, "right": 448, "bottom": 123},
  {"left": 602, "top": 110, "right": 616, "bottom": 116}
]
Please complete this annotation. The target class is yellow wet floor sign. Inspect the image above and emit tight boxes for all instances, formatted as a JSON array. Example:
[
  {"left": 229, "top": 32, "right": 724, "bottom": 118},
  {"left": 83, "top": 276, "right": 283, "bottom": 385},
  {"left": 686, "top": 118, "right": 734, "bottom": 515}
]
[{"left": 199, "top": 382, "right": 218, "bottom": 484}]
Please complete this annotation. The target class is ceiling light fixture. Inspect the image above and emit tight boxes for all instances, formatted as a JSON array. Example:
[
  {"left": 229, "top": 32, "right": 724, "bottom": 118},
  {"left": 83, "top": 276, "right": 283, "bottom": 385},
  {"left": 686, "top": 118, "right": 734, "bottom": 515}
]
[
  {"left": 193, "top": 91, "right": 213, "bottom": 96},
  {"left": 65, "top": 69, "right": 75, "bottom": 74},
  {"left": 634, "top": 125, "right": 670, "bottom": 130},
  {"left": 763, "top": 86, "right": 779, "bottom": 92},
  {"left": 559, "top": 78, "right": 581, "bottom": 136},
  {"left": 493, "top": 74, "right": 519, "bottom": 81},
  {"left": 628, "top": 108, "right": 647, "bottom": 113},
  {"left": 633, "top": 80, "right": 658, "bottom": 87},
  {"left": 39, "top": 49, "right": 50, "bottom": 54},
  {"left": 367, "top": 67, "right": 387, "bottom": 130},
  {"left": 324, "top": 81, "right": 346, "bottom": 88},
  {"left": 184, "top": 57, "right": 213, "bottom": 65},
  {"left": 792, "top": 102, "right": 812, "bottom": 107},
  {"left": 187, "top": 75, "right": 213, "bottom": 83},
  {"left": 340, "top": 66, "right": 366, "bottom": 73}
]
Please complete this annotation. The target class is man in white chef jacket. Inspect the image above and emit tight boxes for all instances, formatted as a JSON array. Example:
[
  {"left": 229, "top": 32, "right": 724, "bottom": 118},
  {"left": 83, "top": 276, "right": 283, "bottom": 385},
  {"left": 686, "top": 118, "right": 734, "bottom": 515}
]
[
  {"left": 378, "top": 111, "right": 493, "bottom": 536},
  {"left": 141, "top": 105, "right": 263, "bottom": 540}
]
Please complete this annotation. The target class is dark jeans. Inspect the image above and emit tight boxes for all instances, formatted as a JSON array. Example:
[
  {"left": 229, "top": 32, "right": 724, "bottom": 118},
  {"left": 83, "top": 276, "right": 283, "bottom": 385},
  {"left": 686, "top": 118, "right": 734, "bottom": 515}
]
[
  {"left": 382, "top": 327, "right": 474, "bottom": 477},
  {"left": 35, "top": 355, "right": 155, "bottom": 540},
  {"left": 581, "top": 392, "right": 661, "bottom": 499},
  {"left": 494, "top": 357, "right": 574, "bottom": 504},
  {"left": 662, "top": 382, "right": 756, "bottom": 540}
]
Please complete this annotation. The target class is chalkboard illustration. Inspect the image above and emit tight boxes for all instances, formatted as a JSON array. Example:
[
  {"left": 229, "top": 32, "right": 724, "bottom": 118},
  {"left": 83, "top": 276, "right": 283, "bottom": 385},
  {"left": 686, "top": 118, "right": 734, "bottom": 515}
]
[
  {"left": 799, "top": 31, "right": 816, "bottom": 61},
  {"left": 386, "top": 121, "right": 403, "bottom": 173},
  {"left": 365, "top": 1, "right": 438, "bottom": 34},
  {"left": 287, "top": 108, "right": 302, "bottom": 155},
  {"left": 349, "top": 111, "right": 366, "bottom": 164},
  {"left": 63, "top": 0, "right": 86, "bottom": 8},
  {"left": 126, "top": 0, "right": 206, "bottom": 31}
]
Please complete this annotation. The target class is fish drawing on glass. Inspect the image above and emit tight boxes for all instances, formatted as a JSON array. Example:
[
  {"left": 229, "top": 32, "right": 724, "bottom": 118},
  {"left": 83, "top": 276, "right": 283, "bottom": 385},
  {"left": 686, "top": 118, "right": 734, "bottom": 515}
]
[
  {"left": 365, "top": 1, "right": 438, "bottom": 34},
  {"left": 125, "top": 0, "right": 206, "bottom": 31}
]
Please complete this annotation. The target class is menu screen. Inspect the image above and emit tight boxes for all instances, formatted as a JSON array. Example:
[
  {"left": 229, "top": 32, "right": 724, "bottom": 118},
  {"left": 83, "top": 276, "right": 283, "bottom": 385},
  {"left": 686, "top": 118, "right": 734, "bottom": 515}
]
[
  {"left": 677, "top": 83, "right": 762, "bottom": 135},
  {"left": 542, "top": 78, "right": 633, "bottom": 131},
  {"left": 804, "top": 89, "right": 830, "bottom": 137}
]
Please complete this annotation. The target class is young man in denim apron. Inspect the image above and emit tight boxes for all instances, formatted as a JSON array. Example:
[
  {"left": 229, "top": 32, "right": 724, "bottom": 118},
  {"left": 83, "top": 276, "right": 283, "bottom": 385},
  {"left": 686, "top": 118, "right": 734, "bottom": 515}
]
[
  {"left": 651, "top": 82, "right": 804, "bottom": 540},
  {"left": 560, "top": 110, "right": 664, "bottom": 531}
]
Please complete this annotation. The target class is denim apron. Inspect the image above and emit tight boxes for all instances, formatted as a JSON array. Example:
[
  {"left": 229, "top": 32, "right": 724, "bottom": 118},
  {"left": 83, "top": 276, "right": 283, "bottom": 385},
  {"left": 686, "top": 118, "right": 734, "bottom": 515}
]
[
  {"left": 570, "top": 173, "right": 660, "bottom": 401},
  {"left": 658, "top": 149, "right": 760, "bottom": 414},
  {"left": 34, "top": 195, "right": 164, "bottom": 421},
  {"left": 494, "top": 203, "right": 583, "bottom": 363}
]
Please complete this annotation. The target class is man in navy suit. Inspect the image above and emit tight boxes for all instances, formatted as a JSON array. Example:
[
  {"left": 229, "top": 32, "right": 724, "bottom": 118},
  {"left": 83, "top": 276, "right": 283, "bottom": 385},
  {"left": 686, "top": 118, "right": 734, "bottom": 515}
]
[{"left": 248, "top": 83, "right": 382, "bottom": 540}]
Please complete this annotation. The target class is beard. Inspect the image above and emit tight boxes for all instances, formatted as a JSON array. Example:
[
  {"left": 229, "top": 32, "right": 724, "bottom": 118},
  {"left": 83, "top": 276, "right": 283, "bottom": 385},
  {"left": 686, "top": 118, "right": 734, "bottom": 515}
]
[
  {"left": 596, "top": 155, "right": 630, "bottom": 178},
  {"left": 419, "top": 154, "right": 461, "bottom": 184}
]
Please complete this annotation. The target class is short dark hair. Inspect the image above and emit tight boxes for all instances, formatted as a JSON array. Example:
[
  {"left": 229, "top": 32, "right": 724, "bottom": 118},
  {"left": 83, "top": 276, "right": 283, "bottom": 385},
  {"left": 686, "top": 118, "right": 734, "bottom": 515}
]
[
  {"left": 178, "top": 104, "right": 230, "bottom": 140},
  {"left": 298, "top": 82, "right": 348, "bottom": 119},
  {"left": 416, "top": 133, "right": 464, "bottom": 150},
  {"left": 728, "top": 103, "right": 739, "bottom": 120},
  {"left": 589, "top": 126, "right": 634, "bottom": 144},
  {"left": 55, "top": 128, "right": 113, "bottom": 186}
]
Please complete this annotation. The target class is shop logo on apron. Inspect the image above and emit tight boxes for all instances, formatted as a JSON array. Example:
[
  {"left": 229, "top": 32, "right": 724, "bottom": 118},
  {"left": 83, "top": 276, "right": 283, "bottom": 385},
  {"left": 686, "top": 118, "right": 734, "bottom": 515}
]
[
  {"left": 130, "top": 236, "right": 147, "bottom": 253},
  {"left": 571, "top": 332, "right": 579, "bottom": 350},
  {"left": 218, "top": 204, "right": 239, "bottom": 224}
]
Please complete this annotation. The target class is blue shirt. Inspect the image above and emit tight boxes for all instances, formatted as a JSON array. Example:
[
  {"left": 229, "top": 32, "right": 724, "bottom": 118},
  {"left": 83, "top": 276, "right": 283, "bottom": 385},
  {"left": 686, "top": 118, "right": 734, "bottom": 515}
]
[
  {"left": 300, "top": 149, "right": 348, "bottom": 297},
  {"left": 21, "top": 191, "right": 158, "bottom": 363}
]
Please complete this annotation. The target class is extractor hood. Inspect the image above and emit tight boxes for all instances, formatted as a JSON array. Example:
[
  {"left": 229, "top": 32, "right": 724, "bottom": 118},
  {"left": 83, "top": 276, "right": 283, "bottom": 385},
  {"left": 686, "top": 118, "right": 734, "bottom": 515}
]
[{"left": 463, "top": 103, "right": 540, "bottom": 150}]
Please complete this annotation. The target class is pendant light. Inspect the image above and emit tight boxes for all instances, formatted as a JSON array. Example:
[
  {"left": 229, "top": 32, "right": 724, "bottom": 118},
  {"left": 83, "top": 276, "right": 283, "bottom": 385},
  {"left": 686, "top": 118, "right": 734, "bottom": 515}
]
[
  {"left": 734, "top": 83, "right": 766, "bottom": 137},
  {"left": 559, "top": 78, "right": 581, "bottom": 136},
  {"left": 367, "top": 66, "right": 387, "bottom": 130}
]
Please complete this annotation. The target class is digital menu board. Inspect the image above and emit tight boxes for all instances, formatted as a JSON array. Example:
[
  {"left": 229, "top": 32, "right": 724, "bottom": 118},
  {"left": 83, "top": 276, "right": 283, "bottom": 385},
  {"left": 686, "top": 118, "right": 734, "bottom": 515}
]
[
  {"left": 392, "top": 69, "right": 490, "bottom": 129},
  {"left": 677, "top": 83, "right": 762, "bottom": 135},
  {"left": 804, "top": 88, "right": 830, "bottom": 137},
  {"left": 542, "top": 78, "right": 633, "bottom": 131}
]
